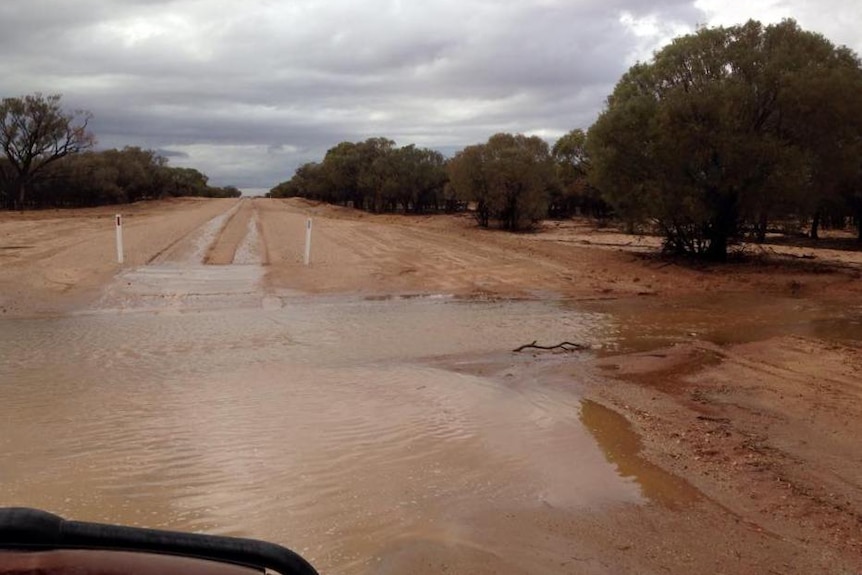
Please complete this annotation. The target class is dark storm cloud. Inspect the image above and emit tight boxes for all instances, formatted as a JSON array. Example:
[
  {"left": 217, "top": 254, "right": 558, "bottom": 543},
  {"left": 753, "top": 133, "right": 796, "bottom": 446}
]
[{"left": 0, "top": 0, "right": 734, "bottom": 187}]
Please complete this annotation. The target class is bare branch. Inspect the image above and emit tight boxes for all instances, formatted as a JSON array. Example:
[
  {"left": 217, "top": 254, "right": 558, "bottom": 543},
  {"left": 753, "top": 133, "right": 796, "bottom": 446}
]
[
  {"left": 0, "top": 94, "right": 94, "bottom": 206},
  {"left": 513, "top": 340, "right": 587, "bottom": 353}
]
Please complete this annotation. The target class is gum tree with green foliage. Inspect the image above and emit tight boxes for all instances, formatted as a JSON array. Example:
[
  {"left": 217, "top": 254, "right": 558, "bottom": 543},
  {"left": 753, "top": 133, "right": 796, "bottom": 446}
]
[
  {"left": 447, "top": 144, "right": 492, "bottom": 226},
  {"left": 587, "top": 20, "right": 862, "bottom": 259},
  {"left": 270, "top": 139, "right": 447, "bottom": 213},
  {"left": 551, "top": 129, "right": 607, "bottom": 219},
  {"left": 30, "top": 148, "right": 240, "bottom": 207},
  {"left": 447, "top": 133, "right": 554, "bottom": 231},
  {"left": 325, "top": 138, "right": 395, "bottom": 209},
  {"left": 361, "top": 144, "right": 446, "bottom": 213}
]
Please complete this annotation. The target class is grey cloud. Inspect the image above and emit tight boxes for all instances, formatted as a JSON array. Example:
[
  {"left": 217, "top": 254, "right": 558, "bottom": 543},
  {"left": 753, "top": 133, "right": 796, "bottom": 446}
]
[
  {"left": 156, "top": 149, "right": 190, "bottom": 159},
  {"left": 1, "top": 0, "right": 721, "bottom": 188}
]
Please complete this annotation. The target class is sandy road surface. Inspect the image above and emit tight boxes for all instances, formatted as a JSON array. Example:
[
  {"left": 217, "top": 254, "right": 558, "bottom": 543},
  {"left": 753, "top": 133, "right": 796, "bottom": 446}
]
[
  {"left": 4, "top": 196, "right": 860, "bottom": 313},
  {"left": 0, "top": 198, "right": 238, "bottom": 315},
  {"left": 2, "top": 197, "right": 861, "bottom": 573},
  {"left": 259, "top": 198, "right": 658, "bottom": 297},
  {"left": 260, "top": 199, "right": 574, "bottom": 296},
  {"left": 205, "top": 198, "right": 262, "bottom": 265},
  {"left": 259, "top": 198, "right": 862, "bottom": 304}
]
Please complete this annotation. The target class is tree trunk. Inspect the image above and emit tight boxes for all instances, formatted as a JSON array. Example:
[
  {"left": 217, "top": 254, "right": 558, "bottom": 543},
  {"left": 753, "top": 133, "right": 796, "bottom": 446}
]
[
  {"left": 705, "top": 192, "right": 737, "bottom": 261},
  {"left": 706, "top": 233, "right": 728, "bottom": 261},
  {"left": 755, "top": 212, "right": 767, "bottom": 243},
  {"left": 13, "top": 179, "right": 26, "bottom": 212},
  {"left": 474, "top": 201, "right": 489, "bottom": 228},
  {"left": 810, "top": 209, "right": 821, "bottom": 240}
]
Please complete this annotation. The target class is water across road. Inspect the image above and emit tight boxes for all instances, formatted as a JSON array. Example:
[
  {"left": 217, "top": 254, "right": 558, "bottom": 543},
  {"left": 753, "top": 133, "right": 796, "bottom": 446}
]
[
  {"left": 0, "top": 296, "right": 640, "bottom": 573},
  {"left": 4, "top": 200, "right": 862, "bottom": 573},
  {"left": 0, "top": 201, "right": 643, "bottom": 573}
]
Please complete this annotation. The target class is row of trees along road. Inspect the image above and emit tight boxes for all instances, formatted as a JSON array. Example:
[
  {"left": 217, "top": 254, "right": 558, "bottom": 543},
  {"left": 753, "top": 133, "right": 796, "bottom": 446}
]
[
  {"left": 0, "top": 93, "right": 240, "bottom": 210},
  {"left": 274, "top": 19, "right": 862, "bottom": 258},
  {"left": 271, "top": 132, "right": 598, "bottom": 232},
  {"left": 271, "top": 138, "right": 453, "bottom": 214}
]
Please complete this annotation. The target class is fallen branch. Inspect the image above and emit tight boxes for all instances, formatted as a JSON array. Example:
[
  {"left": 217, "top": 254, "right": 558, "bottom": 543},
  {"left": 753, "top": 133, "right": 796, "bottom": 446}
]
[{"left": 513, "top": 340, "right": 587, "bottom": 353}]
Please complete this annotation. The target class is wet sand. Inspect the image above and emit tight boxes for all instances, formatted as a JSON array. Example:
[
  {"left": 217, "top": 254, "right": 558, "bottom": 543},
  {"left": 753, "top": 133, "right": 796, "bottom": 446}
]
[{"left": 1, "top": 197, "right": 861, "bottom": 574}]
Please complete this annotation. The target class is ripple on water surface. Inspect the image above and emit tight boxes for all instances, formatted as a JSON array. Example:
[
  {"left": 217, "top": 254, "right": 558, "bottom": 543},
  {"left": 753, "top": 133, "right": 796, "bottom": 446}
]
[{"left": 1, "top": 298, "right": 644, "bottom": 573}]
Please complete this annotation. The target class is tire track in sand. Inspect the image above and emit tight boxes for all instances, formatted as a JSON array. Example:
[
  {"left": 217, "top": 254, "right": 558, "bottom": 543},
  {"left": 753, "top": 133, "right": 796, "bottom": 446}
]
[
  {"left": 97, "top": 199, "right": 265, "bottom": 311},
  {"left": 147, "top": 200, "right": 242, "bottom": 265},
  {"left": 204, "top": 198, "right": 258, "bottom": 265}
]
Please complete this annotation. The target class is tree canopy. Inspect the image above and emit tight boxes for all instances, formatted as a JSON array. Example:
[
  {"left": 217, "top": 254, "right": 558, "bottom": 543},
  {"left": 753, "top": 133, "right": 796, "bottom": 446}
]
[
  {"left": 25, "top": 148, "right": 240, "bottom": 208},
  {"left": 447, "top": 133, "right": 555, "bottom": 231},
  {"left": 587, "top": 19, "right": 862, "bottom": 258},
  {"left": 550, "top": 129, "right": 607, "bottom": 219},
  {"left": 270, "top": 138, "right": 449, "bottom": 214}
]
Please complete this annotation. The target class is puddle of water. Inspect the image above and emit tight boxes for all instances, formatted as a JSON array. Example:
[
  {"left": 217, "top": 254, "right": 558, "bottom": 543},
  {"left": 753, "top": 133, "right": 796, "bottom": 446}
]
[
  {"left": 579, "top": 400, "right": 701, "bottom": 509},
  {"left": 0, "top": 298, "right": 634, "bottom": 574},
  {"left": 581, "top": 294, "right": 862, "bottom": 354}
]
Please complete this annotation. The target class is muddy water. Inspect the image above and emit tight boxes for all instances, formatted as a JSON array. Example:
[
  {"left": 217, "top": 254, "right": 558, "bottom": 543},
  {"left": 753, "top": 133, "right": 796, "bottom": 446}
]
[
  {"left": 0, "top": 297, "right": 644, "bottom": 574},
  {"left": 583, "top": 293, "right": 862, "bottom": 354},
  {"left": 579, "top": 400, "right": 700, "bottom": 509},
  {"left": 10, "top": 202, "right": 859, "bottom": 572}
]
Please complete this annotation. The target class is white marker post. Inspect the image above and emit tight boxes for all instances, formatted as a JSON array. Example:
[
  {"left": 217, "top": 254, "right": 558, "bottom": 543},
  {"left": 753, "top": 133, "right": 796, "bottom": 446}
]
[
  {"left": 304, "top": 218, "right": 313, "bottom": 266},
  {"left": 115, "top": 214, "right": 124, "bottom": 264}
]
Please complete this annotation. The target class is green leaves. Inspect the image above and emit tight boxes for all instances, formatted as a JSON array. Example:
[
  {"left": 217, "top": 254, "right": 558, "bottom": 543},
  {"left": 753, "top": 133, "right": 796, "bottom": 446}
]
[
  {"left": 447, "top": 133, "right": 554, "bottom": 231},
  {"left": 588, "top": 19, "right": 862, "bottom": 259},
  {"left": 272, "top": 138, "right": 447, "bottom": 214}
]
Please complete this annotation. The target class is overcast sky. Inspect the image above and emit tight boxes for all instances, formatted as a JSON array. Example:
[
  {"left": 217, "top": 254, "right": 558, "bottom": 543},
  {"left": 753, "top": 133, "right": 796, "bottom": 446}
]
[{"left": 1, "top": 1, "right": 859, "bottom": 191}]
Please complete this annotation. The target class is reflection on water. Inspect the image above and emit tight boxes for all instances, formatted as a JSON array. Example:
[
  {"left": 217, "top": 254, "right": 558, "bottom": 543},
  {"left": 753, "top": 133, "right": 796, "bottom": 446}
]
[{"left": 0, "top": 298, "right": 640, "bottom": 574}]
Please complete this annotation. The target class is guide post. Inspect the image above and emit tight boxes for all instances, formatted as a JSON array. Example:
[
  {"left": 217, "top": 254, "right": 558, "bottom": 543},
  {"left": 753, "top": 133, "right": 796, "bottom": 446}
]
[
  {"left": 304, "top": 218, "right": 313, "bottom": 266},
  {"left": 115, "top": 214, "right": 124, "bottom": 264}
]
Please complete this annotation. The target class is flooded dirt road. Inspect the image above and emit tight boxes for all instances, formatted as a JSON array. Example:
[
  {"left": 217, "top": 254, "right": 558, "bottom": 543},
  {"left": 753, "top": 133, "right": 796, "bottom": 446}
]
[
  {"left": 1, "top": 199, "right": 636, "bottom": 573},
  {"left": 0, "top": 297, "right": 632, "bottom": 573},
  {"left": 2, "top": 198, "right": 861, "bottom": 573}
]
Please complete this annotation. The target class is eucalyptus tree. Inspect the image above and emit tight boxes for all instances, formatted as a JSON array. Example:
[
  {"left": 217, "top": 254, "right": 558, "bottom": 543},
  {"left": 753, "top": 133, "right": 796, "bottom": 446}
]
[
  {"left": 551, "top": 129, "right": 607, "bottom": 219},
  {"left": 372, "top": 144, "right": 447, "bottom": 213},
  {"left": 447, "top": 144, "right": 492, "bottom": 227},
  {"left": 448, "top": 133, "right": 555, "bottom": 231},
  {"left": 273, "top": 140, "right": 447, "bottom": 213},
  {"left": 588, "top": 20, "right": 862, "bottom": 259}
]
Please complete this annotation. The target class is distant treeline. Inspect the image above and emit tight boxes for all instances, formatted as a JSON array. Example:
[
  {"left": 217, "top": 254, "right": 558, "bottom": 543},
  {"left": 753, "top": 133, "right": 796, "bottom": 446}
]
[
  {"left": 16, "top": 148, "right": 241, "bottom": 209},
  {"left": 269, "top": 132, "right": 604, "bottom": 232},
  {"left": 271, "top": 138, "right": 454, "bottom": 215},
  {"left": 0, "top": 93, "right": 239, "bottom": 211},
  {"left": 273, "top": 20, "right": 862, "bottom": 260}
]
